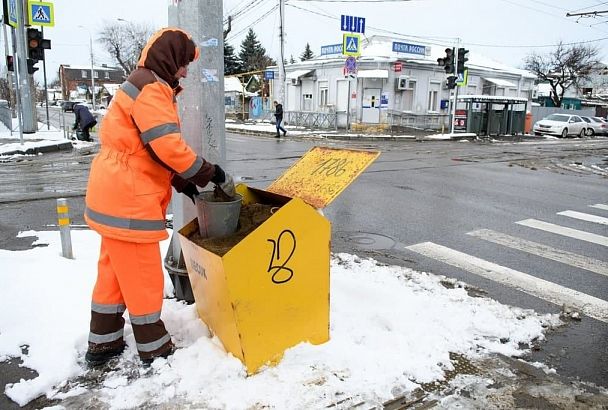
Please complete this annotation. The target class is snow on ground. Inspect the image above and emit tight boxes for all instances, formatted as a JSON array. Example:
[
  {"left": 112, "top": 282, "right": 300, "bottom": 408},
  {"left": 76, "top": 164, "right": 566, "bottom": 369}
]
[{"left": 0, "top": 228, "right": 560, "bottom": 408}]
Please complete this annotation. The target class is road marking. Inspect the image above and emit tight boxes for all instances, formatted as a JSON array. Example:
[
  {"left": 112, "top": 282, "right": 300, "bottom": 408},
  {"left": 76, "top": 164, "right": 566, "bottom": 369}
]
[
  {"left": 557, "top": 210, "right": 608, "bottom": 226},
  {"left": 516, "top": 219, "right": 608, "bottom": 247},
  {"left": 406, "top": 242, "right": 608, "bottom": 323},
  {"left": 590, "top": 204, "right": 608, "bottom": 211},
  {"left": 467, "top": 229, "right": 608, "bottom": 278}
]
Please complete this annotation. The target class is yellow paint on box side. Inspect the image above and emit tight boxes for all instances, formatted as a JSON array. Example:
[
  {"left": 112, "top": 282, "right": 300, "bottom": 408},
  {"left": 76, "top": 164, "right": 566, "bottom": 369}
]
[
  {"left": 267, "top": 146, "right": 380, "bottom": 209},
  {"left": 224, "top": 197, "right": 330, "bottom": 373},
  {"left": 178, "top": 220, "right": 243, "bottom": 362}
]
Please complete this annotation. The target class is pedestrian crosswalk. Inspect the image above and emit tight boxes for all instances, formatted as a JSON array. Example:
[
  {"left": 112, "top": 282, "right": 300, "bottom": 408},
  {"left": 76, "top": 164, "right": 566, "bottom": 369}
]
[{"left": 405, "top": 204, "right": 608, "bottom": 323}]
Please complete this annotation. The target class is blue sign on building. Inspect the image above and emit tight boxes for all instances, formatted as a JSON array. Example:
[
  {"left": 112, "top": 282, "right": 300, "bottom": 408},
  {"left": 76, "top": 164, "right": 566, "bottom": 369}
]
[
  {"left": 341, "top": 15, "right": 365, "bottom": 34},
  {"left": 264, "top": 70, "right": 275, "bottom": 80},
  {"left": 321, "top": 44, "right": 343, "bottom": 56},
  {"left": 392, "top": 42, "right": 426, "bottom": 56}
]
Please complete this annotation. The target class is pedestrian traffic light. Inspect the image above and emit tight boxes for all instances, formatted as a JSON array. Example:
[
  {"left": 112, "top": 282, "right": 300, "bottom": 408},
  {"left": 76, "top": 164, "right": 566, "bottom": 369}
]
[
  {"left": 6, "top": 55, "right": 14, "bottom": 72},
  {"left": 457, "top": 48, "right": 469, "bottom": 74},
  {"left": 446, "top": 75, "right": 458, "bottom": 90},
  {"left": 26, "top": 28, "right": 51, "bottom": 62},
  {"left": 26, "top": 58, "right": 39, "bottom": 74},
  {"left": 436, "top": 47, "right": 455, "bottom": 74}
]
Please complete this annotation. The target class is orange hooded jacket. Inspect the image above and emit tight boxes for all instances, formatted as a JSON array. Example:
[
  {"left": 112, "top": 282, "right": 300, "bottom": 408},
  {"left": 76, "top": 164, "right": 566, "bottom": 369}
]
[{"left": 85, "top": 28, "right": 215, "bottom": 243}]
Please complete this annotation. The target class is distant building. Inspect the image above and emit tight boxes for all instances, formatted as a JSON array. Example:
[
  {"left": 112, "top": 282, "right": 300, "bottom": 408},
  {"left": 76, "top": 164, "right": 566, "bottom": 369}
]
[
  {"left": 268, "top": 35, "right": 536, "bottom": 131},
  {"left": 59, "top": 64, "right": 124, "bottom": 103}
]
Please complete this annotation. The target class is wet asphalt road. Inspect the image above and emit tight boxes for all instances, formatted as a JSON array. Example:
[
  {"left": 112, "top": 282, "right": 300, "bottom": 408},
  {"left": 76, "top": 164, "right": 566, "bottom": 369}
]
[{"left": 0, "top": 132, "right": 607, "bottom": 407}]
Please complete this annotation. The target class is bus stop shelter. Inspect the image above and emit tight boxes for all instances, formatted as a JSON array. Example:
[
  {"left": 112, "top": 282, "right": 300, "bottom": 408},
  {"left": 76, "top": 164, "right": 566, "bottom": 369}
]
[{"left": 456, "top": 95, "right": 528, "bottom": 136}]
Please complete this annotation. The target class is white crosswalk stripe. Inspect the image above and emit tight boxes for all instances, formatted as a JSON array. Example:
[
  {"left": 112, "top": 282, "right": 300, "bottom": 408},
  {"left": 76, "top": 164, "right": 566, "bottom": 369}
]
[
  {"left": 405, "top": 242, "right": 608, "bottom": 323},
  {"left": 557, "top": 210, "right": 608, "bottom": 226},
  {"left": 516, "top": 219, "right": 608, "bottom": 247},
  {"left": 467, "top": 229, "right": 608, "bottom": 278},
  {"left": 590, "top": 204, "right": 608, "bottom": 211}
]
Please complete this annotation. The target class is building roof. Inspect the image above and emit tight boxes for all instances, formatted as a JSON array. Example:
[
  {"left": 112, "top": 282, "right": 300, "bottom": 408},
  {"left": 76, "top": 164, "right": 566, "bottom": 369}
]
[{"left": 279, "top": 35, "right": 535, "bottom": 79}]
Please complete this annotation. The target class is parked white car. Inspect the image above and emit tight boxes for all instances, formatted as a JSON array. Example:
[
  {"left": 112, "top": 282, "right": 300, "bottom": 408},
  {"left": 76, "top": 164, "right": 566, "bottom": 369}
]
[
  {"left": 580, "top": 116, "right": 608, "bottom": 136},
  {"left": 533, "top": 114, "right": 588, "bottom": 138}
]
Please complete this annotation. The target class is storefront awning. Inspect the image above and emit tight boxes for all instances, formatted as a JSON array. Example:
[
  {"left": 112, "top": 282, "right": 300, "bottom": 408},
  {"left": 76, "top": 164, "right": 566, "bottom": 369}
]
[
  {"left": 286, "top": 69, "right": 314, "bottom": 79},
  {"left": 357, "top": 69, "right": 389, "bottom": 79},
  {"left": 483, "top": 77, "right": 518, "bottom": 88}
]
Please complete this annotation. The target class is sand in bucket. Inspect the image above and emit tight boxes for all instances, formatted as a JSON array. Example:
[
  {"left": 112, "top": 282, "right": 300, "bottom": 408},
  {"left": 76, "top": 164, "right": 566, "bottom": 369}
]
[{"left": 195, "top": 191, "right": 243, "bottom": 238}]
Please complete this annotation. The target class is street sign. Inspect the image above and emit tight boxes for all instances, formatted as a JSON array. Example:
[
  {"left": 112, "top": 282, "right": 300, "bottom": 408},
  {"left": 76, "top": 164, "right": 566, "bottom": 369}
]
[
  {"left": 340, "top": 14, "right": 365, "bottom": 34},
  {"left": 320, "top": 43, "right": 343, "bottom": 56},
  {"left": 264, "top": 70, "right": 274, "bottom": 80},
  {"left": 392, "top": 41, "right": 426, "bottom": 56},
  {"left": 342, "top": 33, "right": 361, "bottom": 57},
  {"left": 28, "top": 1, "right": 54, "bottom": 27},
  {"left": 344, "top": 56, "right": 357, "bottom": 75},
  {"left": 4, "top": 0, "right": 18, "bottom": 27},
  {"left": 393, "top": 62, "right": 402, "bottom": 72},
  {"left": 456, "top": 69, "right": 468, "bottom": 86}
]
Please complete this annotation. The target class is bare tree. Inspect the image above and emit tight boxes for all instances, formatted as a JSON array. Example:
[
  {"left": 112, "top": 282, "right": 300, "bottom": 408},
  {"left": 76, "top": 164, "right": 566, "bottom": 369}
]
[
  {"left": 524, "top": 42, "right": 600, "bottom": 107},
  {"left": 98, "top": 21, "right": 155, "bottom": 75}
]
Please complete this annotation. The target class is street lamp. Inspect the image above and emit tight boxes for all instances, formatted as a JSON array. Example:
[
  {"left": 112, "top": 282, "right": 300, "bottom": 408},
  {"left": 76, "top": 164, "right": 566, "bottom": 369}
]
[{"left": 77, "top": 25, "right": 96, "bottom": 111}]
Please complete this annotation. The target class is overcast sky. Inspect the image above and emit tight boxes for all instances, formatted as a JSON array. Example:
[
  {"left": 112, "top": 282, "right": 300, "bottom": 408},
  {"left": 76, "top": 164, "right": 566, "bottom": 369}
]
[{"left": 3, "top": 0, "right": 607, "bottom": 83}]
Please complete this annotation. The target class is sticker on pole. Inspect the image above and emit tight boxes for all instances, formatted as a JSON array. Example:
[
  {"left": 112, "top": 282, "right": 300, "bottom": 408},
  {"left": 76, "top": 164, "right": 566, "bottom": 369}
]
[
  {"left": 342, "top": 33, "right": 361, "bottom": 57},
  {"left": 28, "top": 1, "right": 54, "bottom": 27},
  {"left": 267, "top": 146, "right": 380, "bottom": 209}
]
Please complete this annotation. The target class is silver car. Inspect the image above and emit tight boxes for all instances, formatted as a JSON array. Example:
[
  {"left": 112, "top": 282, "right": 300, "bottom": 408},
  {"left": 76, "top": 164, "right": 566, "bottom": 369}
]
[
  {"left": 533, "top": 114, "right": 588, "bottom": 138},
  {"left": 580, "top": 116, "right": 608, "bottom": 136}
]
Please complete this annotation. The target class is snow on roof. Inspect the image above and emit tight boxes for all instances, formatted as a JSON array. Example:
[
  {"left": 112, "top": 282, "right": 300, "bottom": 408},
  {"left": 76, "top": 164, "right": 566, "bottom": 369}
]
[
  {"left": 285, "top": 35, "right": 535, "bottom": 79},
  {"left": 224, "top": 77, "right": 256, "bottom": 96},
  {"left": 483, "top": 77, "right": 518, "bottom": 88},
  {"left": 103, "top": 83, "right": 120, "bottom": 96},
  {"left": 61, "top": 64, "right": 121, "bottom": 71}
]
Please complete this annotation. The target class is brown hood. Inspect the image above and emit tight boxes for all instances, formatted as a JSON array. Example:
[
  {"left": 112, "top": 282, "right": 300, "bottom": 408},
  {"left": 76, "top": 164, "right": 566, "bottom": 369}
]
[{"left": 137, "top": 28, "right": 200, "bottom": 88}]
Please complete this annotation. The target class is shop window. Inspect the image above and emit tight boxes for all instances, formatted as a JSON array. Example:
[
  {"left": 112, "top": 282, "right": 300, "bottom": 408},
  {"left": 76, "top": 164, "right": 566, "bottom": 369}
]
[{"left": 81, "top": 70, "right": 88, "bottom": 79}]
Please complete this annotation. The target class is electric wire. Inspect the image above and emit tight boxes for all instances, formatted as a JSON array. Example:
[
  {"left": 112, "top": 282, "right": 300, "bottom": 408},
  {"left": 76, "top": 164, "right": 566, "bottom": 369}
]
[{"left": 226, "top": 4, "right": 279, "bottom": 42}]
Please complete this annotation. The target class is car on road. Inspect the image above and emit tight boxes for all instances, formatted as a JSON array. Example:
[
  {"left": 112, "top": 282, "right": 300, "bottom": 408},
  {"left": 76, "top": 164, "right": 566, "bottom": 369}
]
[
  {"left": 580, "top": 116, "right": 608, "bottom": 136},
  {"left": 533, "top": 114, "right": 588, "bottom": 138}
]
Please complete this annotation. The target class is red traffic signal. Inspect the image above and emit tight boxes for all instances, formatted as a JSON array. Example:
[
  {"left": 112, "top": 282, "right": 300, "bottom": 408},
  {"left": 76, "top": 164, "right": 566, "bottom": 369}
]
[{"left": 6, "top": 55, "right": 14, "bottom": 72}]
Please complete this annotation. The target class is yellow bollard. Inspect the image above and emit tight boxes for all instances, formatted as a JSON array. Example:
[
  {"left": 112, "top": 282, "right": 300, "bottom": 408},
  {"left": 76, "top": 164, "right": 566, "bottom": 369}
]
[{"left": 56, "top": 198, "right": 73, "bottom": 259}]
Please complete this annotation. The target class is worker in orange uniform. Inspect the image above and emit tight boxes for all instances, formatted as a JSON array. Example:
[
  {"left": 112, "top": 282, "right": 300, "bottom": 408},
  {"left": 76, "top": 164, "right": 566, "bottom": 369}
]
[{"left": 83, "top": 28, "right": 235, "bottom": 366}]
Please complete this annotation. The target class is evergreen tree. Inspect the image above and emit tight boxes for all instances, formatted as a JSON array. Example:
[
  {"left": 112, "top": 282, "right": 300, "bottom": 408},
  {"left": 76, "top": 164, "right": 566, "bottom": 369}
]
[
  {"left": 238, "top": 28, "right": 272, "bottom": 73},
  {"left": 224, "top": 41, "right": 241, "bottom": 75},
  {"left": 289, "top": 55, "right": 296, "bottom": 64},
  {"left": 300, "top": 43, "right": 314, "bottom": 61}
]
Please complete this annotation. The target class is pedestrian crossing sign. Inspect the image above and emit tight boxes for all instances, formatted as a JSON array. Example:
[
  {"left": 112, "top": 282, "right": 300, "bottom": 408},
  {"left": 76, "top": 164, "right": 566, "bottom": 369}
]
[
  {"left": 342, "top": 33, "right": 361, "bottom": 57},
  {"left": 28, "top": 1, "right": 54, "bottom": 27}
]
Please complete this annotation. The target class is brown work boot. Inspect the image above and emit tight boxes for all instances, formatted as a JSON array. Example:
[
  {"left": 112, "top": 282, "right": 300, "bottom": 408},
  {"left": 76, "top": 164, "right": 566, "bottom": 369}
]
[
  {"left": 141, "top": 342, "right": 176, "bottom": 366},
  {"left": 85, "top": 341, "right": 126, "bottom": 367}
]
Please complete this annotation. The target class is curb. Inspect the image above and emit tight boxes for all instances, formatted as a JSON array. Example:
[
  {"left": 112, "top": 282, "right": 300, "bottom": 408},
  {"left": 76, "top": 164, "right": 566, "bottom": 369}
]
[{"left": 1, "top": 141, "right": 73, "bottom": 156}]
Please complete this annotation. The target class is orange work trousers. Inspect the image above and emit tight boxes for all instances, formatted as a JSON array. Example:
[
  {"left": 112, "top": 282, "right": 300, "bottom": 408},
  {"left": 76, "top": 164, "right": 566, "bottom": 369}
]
[{"left": 89, "top": 236, "right": 172, "bottom": 361}]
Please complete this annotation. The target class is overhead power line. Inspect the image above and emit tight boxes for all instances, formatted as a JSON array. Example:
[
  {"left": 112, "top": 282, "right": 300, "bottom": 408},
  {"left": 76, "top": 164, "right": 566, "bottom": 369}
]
[
  {"left": 287, "top": 3, "right": 608, "bottom": 50},
  {"left": 569, "top": 1, "right": 608, "bottom": 14}
]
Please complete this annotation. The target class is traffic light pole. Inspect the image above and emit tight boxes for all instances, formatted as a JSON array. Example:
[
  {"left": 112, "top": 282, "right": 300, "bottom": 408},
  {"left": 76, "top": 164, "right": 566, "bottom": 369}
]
[
  {"left": 14, "top": 0, "right": 36, "bottom": 134},
  {"left": 449, "top": 42, "right": 459, "bottom": 135}
]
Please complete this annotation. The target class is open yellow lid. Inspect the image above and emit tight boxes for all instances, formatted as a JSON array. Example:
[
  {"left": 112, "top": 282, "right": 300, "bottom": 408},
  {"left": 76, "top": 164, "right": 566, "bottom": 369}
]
[{"left": 266, "top": 146, "right": 380, "bottom": 209}]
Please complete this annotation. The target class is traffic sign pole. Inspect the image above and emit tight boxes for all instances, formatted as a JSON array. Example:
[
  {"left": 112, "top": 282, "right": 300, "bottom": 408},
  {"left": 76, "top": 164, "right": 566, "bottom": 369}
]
[{"left": 15, "top": 0, "right": 36, "bottom": 134}]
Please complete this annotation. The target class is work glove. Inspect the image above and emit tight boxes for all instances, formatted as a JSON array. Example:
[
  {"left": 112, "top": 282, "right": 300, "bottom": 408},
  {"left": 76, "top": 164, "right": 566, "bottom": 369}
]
[
  {"left": 182, "top": 182, "right": 199, "bottom": 204},
  {"left": 210, "top": 164, "right": 236, "bottom": 198}
]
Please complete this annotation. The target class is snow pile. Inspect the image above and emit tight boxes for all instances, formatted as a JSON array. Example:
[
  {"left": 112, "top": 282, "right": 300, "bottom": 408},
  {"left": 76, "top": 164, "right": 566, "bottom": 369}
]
[{"left": 0, "top": 230, "right": 559, "bottom": 408}]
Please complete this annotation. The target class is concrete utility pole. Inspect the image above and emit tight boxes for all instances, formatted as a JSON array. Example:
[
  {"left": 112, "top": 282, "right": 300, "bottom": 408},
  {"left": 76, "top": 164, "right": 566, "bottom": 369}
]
[
  {"left": 167, "top": 0, "right": 226, "bottom": 272},
  {"left": 450, "top": 42, "right": 459, "bottom": 135},
  {"left": 277, "top": 0, "right": 286, "bottom": 105},
  {"left": 15, "top": 0, "right": 36, "bottom": 133}
]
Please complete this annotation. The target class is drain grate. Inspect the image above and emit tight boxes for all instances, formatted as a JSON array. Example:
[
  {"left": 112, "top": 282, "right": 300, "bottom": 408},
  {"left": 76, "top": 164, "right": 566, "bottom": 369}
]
[{"left": 419, "top": 352, "right": 478, "bottom": 393}]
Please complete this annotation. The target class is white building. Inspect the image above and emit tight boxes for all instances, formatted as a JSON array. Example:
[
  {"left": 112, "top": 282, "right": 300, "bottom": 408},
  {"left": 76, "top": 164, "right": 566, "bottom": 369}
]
[{"left": 269, "top": 36, "right": 536, "bottom": 130}]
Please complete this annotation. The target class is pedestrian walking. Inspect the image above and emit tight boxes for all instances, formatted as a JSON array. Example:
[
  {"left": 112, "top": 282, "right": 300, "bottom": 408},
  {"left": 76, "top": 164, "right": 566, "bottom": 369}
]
[
  {"left": 273, "top": 100, "right": 287, "bottom": 138},
  {"left": 83, "top": 28, "right": 235, "bottom": 367},
  {"left": 72, "top": 103, "right": 97, "bottom": 141}
]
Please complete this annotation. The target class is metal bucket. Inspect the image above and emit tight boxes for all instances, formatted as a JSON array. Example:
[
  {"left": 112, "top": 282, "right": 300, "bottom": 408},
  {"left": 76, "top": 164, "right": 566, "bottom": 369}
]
[{"left": 195, "top": 191, "right": 243, "bottom": 238}]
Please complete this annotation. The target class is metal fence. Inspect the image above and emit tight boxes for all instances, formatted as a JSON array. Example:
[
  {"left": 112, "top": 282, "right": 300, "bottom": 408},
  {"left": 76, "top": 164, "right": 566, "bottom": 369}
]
[
  {"left": 284, "top": 111, "right": 337, "bottom": 130},
  {"left": 531, "top": 106, "right": 596, "bottom": 124},
  {"left": 386, "top": 110, "right": 449, "bottom": 132}
]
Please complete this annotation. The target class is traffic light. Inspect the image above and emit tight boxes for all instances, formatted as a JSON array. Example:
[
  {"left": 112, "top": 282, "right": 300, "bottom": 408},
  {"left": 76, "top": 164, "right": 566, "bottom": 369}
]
[
  {"left": 26, "top": 59, "right": 39, "bottom": 74},
  {"left": 436, "top": 47, "right": 455, "bottom": 74},
  {"left": 446, "top": 75, "right": 458, "bottom": 90},
  {"left": 6, "top": 55, "right": 14, "bottom": 72},
  {"left": 457, "top": 48, "right": 469, "bottom": 74},
  {"left": 26, "top": 28, "right": 51, "bottom": 62}
]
